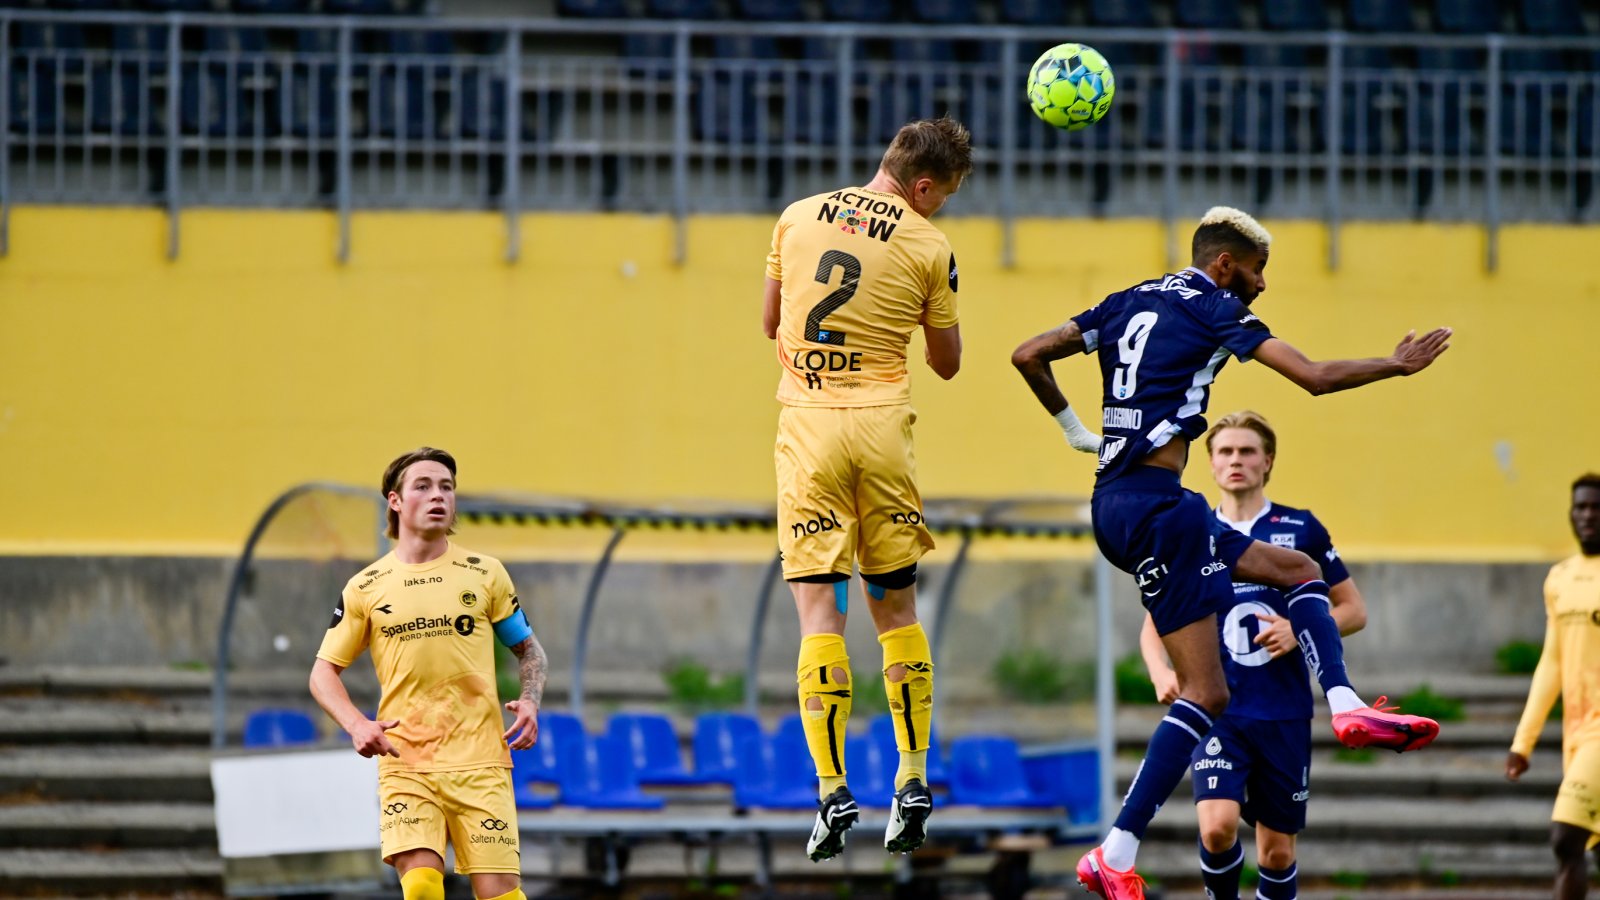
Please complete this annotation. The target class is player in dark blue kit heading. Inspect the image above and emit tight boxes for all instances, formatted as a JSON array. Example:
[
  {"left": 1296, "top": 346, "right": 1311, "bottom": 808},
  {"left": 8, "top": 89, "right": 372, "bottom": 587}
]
[
  {"left": 1141, "top": 412, "right": 1370, "bottom": 900},
  {"left": 1011, "top": 207, "right": 1451, "bottom": 900}
]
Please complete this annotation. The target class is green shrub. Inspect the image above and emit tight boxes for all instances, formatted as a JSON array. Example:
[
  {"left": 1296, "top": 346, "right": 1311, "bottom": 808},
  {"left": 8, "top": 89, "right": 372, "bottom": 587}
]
[
  {"left": 662, "top": 660, "right": 745, "bottom": 711},
  {"left": 1396, "top": 684, "right": 1465, "bottom": 722},
  {"left": 1334, "top": 747, "right": 1377, "bottom": 764},
  {"left": 1330, "top": 871, "right": 1369, "bottom": 888},
  {"left": 853, "top": 667, "right": 890, "bottom": 716},
  {"left": 1115, "top": 652, "right": 1158, "bottom": 705},
  {"left": 1496, "top": 640, "right": 1543, "bottom": 674},
  {"left": 991, "top": 647, "right": 1086, "bottom": 704}
]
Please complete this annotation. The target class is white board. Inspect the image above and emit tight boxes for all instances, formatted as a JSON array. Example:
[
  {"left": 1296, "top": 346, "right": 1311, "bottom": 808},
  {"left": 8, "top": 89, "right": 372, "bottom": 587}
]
[{"left": 211, "top": 749, "right": 381, "bottom": 858}]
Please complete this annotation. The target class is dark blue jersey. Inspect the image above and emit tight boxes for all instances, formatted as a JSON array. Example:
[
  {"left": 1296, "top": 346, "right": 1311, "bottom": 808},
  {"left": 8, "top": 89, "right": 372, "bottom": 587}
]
[
  {"left": 1071, "top": 269, "right": 1273, "bottom": 487},
  {"left": 1215, "top": 501, "right": 1351, "bottom": 721}
]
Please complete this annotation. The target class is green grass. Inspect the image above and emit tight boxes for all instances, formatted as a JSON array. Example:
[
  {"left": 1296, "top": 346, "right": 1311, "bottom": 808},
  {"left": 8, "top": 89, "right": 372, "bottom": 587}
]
[
  {"left": 662, "top": 659, "right": 745, "bottom": 712},
  {"left": 1334, "top": 747, "right": 1377, "bottom": 764},
  {"left": 991, "top": 647, "right": 1091, "bottom": 703},
  {"left": 1240, "top": 862, "right": 1259, "bottom": 886},
  {"left": 1396, "top": 683, "right": 1466, "bottom": 722},
  {"left": 1330, "top": 870, "right": 1369, "bottom": 888},
  {"left": 1496, "top": 639, "right": 1543, "bottom": 674},
  {"left": 853, "top": 667, "right": 890, "bottom": 716},
  {"left": 1114, "top": 652, "right": 1159, "bottom": 705}
]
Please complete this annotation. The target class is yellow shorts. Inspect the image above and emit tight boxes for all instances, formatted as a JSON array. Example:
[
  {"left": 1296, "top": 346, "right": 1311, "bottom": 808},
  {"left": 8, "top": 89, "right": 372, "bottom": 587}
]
[
  {"left": 775, "top": 404, "right": 935, "bottom": 580},
  {"left": 1554, "top": 741, "right": 1600, "bottom": 848},
  {"left": 378, "top": 766, "right": 519, "bottom": 874}
]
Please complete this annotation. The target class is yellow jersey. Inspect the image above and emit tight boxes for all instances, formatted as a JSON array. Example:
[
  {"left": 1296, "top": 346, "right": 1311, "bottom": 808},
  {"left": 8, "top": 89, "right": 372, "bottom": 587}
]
[
  {"left": 766, "top": 186, "right": 959, "bottom": 408},
  {"left": 1512, "top": 554, "right": 1600, "bottom": 763},
  {"left": 316, "top": 543, "right": 521, "bottom": 774}
]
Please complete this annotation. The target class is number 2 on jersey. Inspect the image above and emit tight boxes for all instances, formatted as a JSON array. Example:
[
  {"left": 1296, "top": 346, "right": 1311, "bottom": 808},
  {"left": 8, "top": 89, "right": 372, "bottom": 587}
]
[
  {"left": 806, "top": 249, "right": 861, "bottom": 346},
  {"left": 1112, "top": 311, "right": 1159, "bottom": 399}
]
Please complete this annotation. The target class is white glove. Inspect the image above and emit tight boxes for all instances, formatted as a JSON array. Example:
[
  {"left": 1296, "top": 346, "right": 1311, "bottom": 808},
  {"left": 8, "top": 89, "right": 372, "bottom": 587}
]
[{"left": 1054, "top": 406, "right": 1102, "bottom": 454}]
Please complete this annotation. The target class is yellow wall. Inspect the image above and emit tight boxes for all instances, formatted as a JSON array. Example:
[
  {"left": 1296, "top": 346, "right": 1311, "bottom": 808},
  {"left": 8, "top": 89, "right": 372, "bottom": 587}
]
[{"left": 3, "top": 207, "right": 1595, "bottom": 559}]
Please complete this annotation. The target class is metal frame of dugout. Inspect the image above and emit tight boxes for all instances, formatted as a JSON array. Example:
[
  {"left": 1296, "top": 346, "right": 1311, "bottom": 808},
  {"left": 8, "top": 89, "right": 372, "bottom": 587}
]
[{"left": 211, "top": 483, "right": 1117, "bottom": 889}]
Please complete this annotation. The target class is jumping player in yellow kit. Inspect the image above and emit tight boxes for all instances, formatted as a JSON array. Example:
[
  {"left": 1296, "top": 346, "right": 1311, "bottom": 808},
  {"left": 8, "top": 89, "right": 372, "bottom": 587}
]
[
  {"left": 1508, "top": 474, "right": 1600, "bottom": 900},
  {"left": 310, "top": 447, "right": 549, "bottom": 900},
  {"left": 763, "top": 117, "right": 971, "bottom": 861}
]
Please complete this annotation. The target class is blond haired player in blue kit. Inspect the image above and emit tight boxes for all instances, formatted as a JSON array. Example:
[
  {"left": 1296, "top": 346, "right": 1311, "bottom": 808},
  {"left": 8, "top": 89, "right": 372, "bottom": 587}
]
[
  {"left": 309, "top": 447, "right": 549, "bottom": 900},
  {"left": 763, "top": 117, "right": 971, "bottom": 861}
]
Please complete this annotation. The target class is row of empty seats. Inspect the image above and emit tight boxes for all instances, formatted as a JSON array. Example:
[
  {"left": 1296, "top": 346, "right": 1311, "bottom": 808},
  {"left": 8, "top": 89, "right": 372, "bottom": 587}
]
[
  {"left": 0, "top": 0, "right": 422, "bottom": 14},
  {"left": 241, "top": 707, "right": 1098, "bottom": 820}
]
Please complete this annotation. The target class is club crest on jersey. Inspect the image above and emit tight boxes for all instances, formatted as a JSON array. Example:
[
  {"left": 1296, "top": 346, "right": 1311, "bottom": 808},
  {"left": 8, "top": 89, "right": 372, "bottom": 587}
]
[
  {"left": 459, "top": 590, "right": 478, "bottom": 608},
  {"left": 1137, "top": 274, "right": 1202, "bottom": 299},
  {"left": 1271, "top": 533, "right": 1295, "bottom": 548}
]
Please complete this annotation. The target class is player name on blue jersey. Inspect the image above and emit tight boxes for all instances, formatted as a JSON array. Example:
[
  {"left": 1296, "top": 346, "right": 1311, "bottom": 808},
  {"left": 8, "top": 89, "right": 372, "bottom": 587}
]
[
  {"left": 1071, "top": 268, "right": 1273, "bottom": 486},
  {"left": 1215, "top": 502, "right": 1350, "bottom": 721}
]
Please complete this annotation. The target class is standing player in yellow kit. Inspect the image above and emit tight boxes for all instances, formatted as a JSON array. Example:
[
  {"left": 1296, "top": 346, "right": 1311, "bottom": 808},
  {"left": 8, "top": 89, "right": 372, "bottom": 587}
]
[
  {"left": 309, "top": 447, "right": 548, "bottom": 900},
  {"left": 1508, "top": 474, "right": 1600, "bottom": 900},
  {"left": 763, "top": 117, "right": 971, "bottom": 861}
]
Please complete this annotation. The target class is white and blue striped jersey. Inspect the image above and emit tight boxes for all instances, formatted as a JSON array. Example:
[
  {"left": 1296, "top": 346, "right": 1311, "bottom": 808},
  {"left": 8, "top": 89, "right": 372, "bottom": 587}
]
[
  {"left": 1071, "top": 268, "right": 1273, "bottom": 486},
  {"left": 1214, "top": 502, "right": 1351, "bottom": 721}
]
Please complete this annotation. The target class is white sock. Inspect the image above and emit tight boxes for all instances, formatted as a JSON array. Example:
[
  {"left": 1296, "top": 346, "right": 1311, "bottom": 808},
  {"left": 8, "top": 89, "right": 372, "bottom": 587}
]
[
  {"left": 1327, "top": 686, "right": 1365, "bottom": 715},
  {"left": 1101, "top": 827, "right": 1140, "bottom": 871}
]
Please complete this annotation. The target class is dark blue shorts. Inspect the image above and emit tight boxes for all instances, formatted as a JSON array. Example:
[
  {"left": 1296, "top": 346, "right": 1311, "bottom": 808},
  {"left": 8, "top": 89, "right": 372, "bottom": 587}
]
[
  {"left": 1091, "top": 467, "right": 1254, "bottom": 635},
  {"left": 1190, "top": 715, "right": 1311, "bottom": 835}
]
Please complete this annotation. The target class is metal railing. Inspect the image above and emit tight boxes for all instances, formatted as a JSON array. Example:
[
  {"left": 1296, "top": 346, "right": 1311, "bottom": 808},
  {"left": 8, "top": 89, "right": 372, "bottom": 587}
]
[{"left": 3, "top": 10, "right": 1598, "bottom": 267}]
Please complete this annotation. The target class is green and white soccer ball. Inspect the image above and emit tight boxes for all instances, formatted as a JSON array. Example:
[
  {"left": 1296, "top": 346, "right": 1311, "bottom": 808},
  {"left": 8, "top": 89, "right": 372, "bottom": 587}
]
[{"left": 1026, "top": 43, "right": 1115, "bottom": 132}]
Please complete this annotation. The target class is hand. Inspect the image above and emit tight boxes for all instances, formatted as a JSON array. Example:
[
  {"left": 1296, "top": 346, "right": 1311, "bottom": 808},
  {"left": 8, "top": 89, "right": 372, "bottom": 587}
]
[
  {"left": 1252, "top": 614, "right": 1298, "bottom": 659},
  {"left": 503, "top": 699, "right": 540, "bottom": 750},
  {"left": 348, "top": 718, "right": 401, "bottom": 758},
  {"left": 1392, "top": 327, "right": 1452, "bottom": 375},
  {"left": 1506, "top": 751, "right": 1530, "bottom": 782},
  {"left": 1151, "top": 667, "right": 1180, "bottom": 705}
]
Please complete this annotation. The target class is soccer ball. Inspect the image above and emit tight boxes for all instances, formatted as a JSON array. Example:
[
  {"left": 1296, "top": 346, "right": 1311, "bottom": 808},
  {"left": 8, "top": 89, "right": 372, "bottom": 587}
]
[{"left": 1026, "top": 43, "right": 1115, "bottom": 131}]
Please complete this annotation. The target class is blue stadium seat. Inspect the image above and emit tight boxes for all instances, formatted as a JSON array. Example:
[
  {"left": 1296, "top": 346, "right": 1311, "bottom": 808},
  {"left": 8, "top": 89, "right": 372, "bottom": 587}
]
[
  {"left": 233, "top": 0, "right": 311, "bottom": 12},
  {"left": 508, "top": 747, "right": 557, "bottom": 809},
  {"left": 947, "top": 736, "right": 1055, "bottom": 807},
  {"left": 731, "top": 716, "right": 817, "bottom": 810},
  {"left": 606, "top": 713, "right": 713, "bottom": 786},
  {"left": 557, "top": 0, "right": 630, "bottom": 16},
  {"left": 324, "top": 0, "right": 395, "bottom": 14},
  {"left": 821, "top": 0, "right": 892, "bottom": 23},
  {"left": 997, "top": 0, "right": 1064, "bottom": 26},
  {"left": 200, "top": 24, "right": 280, "bottom": 137},
  {"left": 92, "top": 21, "right": 173, "bottom": 136},
  {"left": 1085, "top": 0, "right": 1154, "bottom": 28},
  {"left": 243, "top": 708, "right": 319, "bottom": 748},
  {"left": 1260, "top": 0, "right": 1327, "bottom": 30},
  {"left": 10, "top": 18, "right": 86, "bottom": 134},
  {"left": 1519, "top": 0, "right": 1583, "bottom": 35},
  {"left": 867, "top": 714, "right": 947, "bottom": 788},
  {"left": 844, "top": 730, "right": 894, "bottom": 808},
  {"left": 1020, "top": 747, "right": 1099, "bottom": 824},
  {"left": 1172, "top": 0, "right": 1239, "bottom": 29},
  {"left": 558, "top": 734, "right": 665, "bottom": 810},
  {"left": 692, "top": 712, "right": 762, "bottom": 784},
  {"left": 735, "top": 0, "right": 803, "bottom": 19},
  {"left": 909, "top": 0, "right": 977, "bottom": 24},
  {"left": 370, "top": 30, "right": 454, "bottom": 140},
  {"left": 646, "top": 0, "right": 716, "bottom": 17}
]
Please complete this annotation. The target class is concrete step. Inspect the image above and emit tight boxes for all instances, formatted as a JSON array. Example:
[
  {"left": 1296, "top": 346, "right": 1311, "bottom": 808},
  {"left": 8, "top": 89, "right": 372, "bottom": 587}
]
[
  {"left": 0, "top": 801, "right": 215, "bottom": 849},
  {"left": 0, "top": 748, "right": 214, "bottom": 803},
  {"left": 0, "top": 848, "right": 222, "bottom": 895},
  {"left": 1114, "top": 757, "right": 1562, "bottom": 799},
  {"left": 0, "top": 702, "right": 218, "bottom": 745},
  {"left": 1142, "top": 795, "right": 1550, "bottom": 844}
]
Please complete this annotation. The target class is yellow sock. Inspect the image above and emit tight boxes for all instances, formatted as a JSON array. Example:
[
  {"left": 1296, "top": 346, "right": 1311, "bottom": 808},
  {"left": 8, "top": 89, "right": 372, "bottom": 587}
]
[
  {"left": 879, "top": 622, "right": 934, "bottom": 790},
  {"left": 797, "top": 633, "right": 851, "bottom": 799},
  {"left": 399, "top": 867, "right": 445, "bottom": 900},
  {"left": 478, "top": 889, "right": 527, "bottom": 900}
]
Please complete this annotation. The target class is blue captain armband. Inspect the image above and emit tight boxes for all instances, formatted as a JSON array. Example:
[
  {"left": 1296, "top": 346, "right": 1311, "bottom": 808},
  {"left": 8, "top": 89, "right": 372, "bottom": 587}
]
[{"left": 492, "top": 609, "right": 533, "bottom": 648}]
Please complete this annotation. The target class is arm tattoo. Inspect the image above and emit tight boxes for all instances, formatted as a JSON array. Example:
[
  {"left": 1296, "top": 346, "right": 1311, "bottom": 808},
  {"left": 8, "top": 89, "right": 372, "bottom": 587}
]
[{"left": 512, "top": 635, "right": 548, "bottom": 707}]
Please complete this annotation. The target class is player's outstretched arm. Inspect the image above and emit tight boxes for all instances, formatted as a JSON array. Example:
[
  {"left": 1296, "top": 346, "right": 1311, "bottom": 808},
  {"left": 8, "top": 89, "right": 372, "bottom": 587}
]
[
  {"left": 309, "top": 658, "right": 399, "bottom": 758},
  {"left": 502, "top": 632, "right": 549, "bottom": 750},
  {"left": 1011, "top": 322, "right": 1100, "bottom": 453},
  {"left": 1252, "top": 328, "right": 1452, "bottom": 396},
  {"left": 924, "top": 323, "right": 962, "bottom": 380},
  {"left": 762, "top": 277, "right": 781, "bottom": 340}
]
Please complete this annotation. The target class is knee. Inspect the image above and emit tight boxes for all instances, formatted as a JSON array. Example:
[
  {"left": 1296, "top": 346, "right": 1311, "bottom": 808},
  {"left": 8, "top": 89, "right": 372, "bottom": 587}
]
[
  {"left": 400, "top": 867, "right": 445, "bottom": 900},
  {"left": 1257, "top": 842, "right": 1296, "bottom": 871},
  {"left": 1199, "top": 824, "right": 1237, "bottom": 854},
  {"left": 1552, "top": 824, "right": 1589, "bottom": 860},
  {"left": 1185, "top": 683, "right": 1230, "bottom": 717}
]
